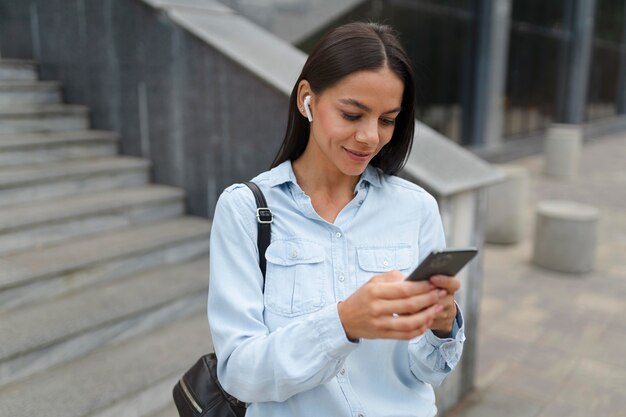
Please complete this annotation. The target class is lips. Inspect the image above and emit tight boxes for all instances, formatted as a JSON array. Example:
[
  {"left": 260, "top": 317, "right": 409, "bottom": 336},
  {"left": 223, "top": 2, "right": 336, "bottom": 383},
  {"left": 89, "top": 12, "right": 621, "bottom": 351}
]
[{"left": 343, "top": 147, "right": 372, "bottom": 162}]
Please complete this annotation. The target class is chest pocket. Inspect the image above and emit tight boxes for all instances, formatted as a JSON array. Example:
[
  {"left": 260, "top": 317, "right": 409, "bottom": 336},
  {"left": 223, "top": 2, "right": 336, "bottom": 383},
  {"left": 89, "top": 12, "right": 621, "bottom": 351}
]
[
  {"left": 356, "top": 244, "right": 413, "bottom": 286},
  {"left": 264, "top": 239, "right": 326, "bottom": 317}
]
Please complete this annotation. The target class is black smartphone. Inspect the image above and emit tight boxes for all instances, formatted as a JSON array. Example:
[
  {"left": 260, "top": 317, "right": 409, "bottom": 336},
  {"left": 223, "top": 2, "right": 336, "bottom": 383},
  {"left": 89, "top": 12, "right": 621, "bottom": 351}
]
[{"left": 406, "top": 247, "right": 478, "bottom": 282}]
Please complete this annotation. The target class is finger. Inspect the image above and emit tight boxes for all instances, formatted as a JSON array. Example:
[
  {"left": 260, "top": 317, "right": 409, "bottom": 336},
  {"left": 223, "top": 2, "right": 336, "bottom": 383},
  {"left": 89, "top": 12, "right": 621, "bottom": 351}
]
[
  {"left": 440, "top": 294, "right": 456, "bottom": 308},
  {"left": 381, "top": 289, "right": 445, "bottom": 316},
  {"left": 429, "top": 275, "right": 461, "bottom": 293},
  {"left": 370, "top": 280, "right": 436, "bottom": 301},
  {"left": 433, "top": 294, "right": 456, "bottom": 315},
  {"left": 382, "top": 304, "right": 442, "bottom": 334},
  {"left": 378, "top": 302, "right": 442, "bottom": 330},
  {"left": 369, "top": 270, "right": 405, "bottom": 284},
  {"left": 438, "top": 299, "right": 457, "bottom": 319}
]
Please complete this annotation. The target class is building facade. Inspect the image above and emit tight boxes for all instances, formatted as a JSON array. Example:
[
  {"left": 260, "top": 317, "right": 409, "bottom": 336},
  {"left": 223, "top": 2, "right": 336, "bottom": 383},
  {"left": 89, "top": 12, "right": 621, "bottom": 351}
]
[{"left": 237, "top": 0, "right": 626, "bottom": 153}]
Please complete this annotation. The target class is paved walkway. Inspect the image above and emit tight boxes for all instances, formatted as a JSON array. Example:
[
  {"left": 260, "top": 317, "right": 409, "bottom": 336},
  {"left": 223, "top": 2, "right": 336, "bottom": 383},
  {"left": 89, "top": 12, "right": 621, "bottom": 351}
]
[{"left": 447, "top": 131, "right": 626, "bottom": 417}]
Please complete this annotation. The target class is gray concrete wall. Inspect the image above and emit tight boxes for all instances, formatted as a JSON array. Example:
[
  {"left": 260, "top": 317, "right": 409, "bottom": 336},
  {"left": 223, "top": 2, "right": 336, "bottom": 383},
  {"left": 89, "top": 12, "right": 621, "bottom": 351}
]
[
  {"left": 218, "top": 0, "right": 364, "bottom": 45},
  {"left": 0, "top": 0, "right": 289, "bottom": 216}
]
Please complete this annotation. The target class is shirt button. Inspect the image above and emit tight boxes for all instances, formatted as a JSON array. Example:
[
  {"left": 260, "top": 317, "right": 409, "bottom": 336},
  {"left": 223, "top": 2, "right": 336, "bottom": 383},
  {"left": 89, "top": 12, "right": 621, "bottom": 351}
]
[
  {"left": 290, "top": 250, "right": 298, "bottom": 258},
  {"left": 358, "top": 414, "right": 364, "bottom": 417},
  {"left": 383, "top": 259, "right": 389, "bottom": 267},
  {"left": 340, "top": 368, "right": 346, "bottom": 375},
  {"left": 338, "top": 274, "right": 345, "bottom": 282},
  {"left": 335, "top": 232, "right": 342, "bottom": 239}
]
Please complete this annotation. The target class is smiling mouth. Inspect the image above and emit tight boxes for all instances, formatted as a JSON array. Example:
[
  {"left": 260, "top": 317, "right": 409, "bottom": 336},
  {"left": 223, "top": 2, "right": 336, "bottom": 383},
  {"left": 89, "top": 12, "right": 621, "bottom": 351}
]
[{"left": 344, "top": 148, "right": 371, "bottom": 158}]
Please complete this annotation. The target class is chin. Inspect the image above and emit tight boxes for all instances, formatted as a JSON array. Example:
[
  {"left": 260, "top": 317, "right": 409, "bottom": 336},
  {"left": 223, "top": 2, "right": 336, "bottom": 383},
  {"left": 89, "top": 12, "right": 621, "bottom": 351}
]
[{"left": 340, "top": 163, "right": 369, "bottom": 177}]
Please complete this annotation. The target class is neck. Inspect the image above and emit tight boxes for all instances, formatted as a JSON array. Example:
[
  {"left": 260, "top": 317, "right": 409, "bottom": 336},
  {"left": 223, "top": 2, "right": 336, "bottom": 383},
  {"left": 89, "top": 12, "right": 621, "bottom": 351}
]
[
  {"left": 292, "top": 151, "right": 360, "bottom": 199},
  {"left": 291, "top": 145, "right": 365, "bottom": 224}
]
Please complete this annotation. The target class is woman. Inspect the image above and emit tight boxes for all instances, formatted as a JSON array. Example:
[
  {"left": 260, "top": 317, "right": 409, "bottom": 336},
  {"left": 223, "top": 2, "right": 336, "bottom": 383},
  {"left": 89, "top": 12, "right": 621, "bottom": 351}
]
[{"left": 208, "top": 22, "right": 465, "bottom": 417}]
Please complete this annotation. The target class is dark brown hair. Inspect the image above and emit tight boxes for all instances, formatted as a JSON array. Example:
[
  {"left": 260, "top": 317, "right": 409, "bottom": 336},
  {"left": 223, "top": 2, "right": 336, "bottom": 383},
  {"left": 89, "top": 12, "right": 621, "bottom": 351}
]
[{"left": 271, "top": 22, "right": 416, "bottom": 175}]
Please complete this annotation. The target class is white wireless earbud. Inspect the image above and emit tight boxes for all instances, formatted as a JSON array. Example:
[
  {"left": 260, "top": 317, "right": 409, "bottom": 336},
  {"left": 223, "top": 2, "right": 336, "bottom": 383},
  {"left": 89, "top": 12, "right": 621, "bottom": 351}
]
[{"left": 303, "top": 95, "right": 313, "bottom": 122}]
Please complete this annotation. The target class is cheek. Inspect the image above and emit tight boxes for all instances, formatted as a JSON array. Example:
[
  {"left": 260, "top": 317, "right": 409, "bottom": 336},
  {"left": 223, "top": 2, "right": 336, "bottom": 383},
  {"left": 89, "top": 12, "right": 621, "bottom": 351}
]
[{"left": 316, "top": 110, "right": 353, "bottom": 142}]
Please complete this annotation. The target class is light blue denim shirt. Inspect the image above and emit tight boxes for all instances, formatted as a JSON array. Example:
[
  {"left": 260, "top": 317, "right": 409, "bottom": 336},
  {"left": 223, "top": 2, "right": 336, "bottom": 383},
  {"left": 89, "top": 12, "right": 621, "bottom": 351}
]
[{"left": 208, "top": 161, "right": 465, "bottom": 417}]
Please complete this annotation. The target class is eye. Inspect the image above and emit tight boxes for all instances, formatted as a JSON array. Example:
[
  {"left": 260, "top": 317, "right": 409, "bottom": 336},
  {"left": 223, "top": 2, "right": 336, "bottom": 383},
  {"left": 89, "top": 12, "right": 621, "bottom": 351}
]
[
  {"left": 342, "top": 112, "right": 361, "bottom": 122},
  {"left": 380, "top": 118, "right": 396, "bottom": 126}
]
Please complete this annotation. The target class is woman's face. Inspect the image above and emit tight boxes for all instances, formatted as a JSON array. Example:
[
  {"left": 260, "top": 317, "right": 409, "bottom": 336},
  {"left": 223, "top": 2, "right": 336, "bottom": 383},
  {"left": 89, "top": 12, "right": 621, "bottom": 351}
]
[{"left": 304, "top": 66, "right": 404, "bottom": 178}]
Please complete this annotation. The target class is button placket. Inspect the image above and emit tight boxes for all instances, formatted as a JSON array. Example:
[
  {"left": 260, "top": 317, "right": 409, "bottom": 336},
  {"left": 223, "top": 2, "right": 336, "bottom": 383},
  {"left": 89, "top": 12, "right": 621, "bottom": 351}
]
[
  {"left": 331, "top": 228, "right": 348, "bottom": 299},
  {"left": 336, "top": 367, "right": 367, "bottom": 417}
]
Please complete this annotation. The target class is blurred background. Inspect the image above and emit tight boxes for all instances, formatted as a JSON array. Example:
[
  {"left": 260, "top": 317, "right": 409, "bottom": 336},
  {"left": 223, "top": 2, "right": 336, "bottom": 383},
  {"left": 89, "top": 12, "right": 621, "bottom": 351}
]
[
  {"left": 225, "top": 0, "right": 626, "bottom": 148},
  {"left": 0, "top": 1, "right": 624, "bottom": 416}
]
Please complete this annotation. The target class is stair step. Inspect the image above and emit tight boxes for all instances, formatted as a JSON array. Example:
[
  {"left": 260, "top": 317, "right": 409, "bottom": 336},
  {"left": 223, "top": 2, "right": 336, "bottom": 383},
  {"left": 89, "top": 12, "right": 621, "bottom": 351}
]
[
  {"left": 0, "top": 217, "right": 211, "bottom": 311},
  {"left": 0, "top": 185, "right": 184, "bottom": 255},
  {"left": 0, "top": 81, "right": 62, "bottom": 107},
  {"left": 0, "top": 312, "right": 211, "bottom": 417},
  {"left": 0, "top": 130, "right": 119, "bottom": 166},
  {"left": 0, "top": 104, "right": 89, "bottom": 133},
  {"left": 0, "top": 156, "right": 150, "bottom": 208},
  {"left": 0, "top": 257, "right": 208, "bottom": 387},
  {"left": 0, "top": 60, "right": 37, "bottom": 81}
]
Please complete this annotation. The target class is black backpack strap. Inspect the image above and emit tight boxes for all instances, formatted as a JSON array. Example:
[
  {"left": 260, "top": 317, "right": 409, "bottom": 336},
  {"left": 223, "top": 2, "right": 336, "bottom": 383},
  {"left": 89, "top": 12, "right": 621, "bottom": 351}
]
[{"left": 242, "top": 182, "right": 272, "bottom": 291}]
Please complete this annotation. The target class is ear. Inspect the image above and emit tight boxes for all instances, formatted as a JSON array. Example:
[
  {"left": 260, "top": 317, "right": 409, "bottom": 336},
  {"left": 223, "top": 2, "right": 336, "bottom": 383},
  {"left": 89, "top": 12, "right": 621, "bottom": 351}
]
[{"left": 297, "top": 80, "right": 313, "bottom": 119}]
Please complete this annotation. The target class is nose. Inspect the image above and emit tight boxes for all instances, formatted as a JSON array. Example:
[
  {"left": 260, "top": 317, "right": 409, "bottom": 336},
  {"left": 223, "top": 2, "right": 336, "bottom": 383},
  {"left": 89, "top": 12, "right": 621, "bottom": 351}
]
[{"left": 355, "top": 118, "right": 379, "bottom": 147}]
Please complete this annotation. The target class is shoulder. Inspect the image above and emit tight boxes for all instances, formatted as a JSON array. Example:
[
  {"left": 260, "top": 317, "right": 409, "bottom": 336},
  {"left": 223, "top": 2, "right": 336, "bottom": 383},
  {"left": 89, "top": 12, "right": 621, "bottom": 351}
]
[
  {"left": 382, "top": 174, "right": 426, "bottom": 193},
  {"left": 220, "top": 170, "right": 273, "bottom": 208},
  {"left": 378, "top": 172, "right": 438, "bottom": 209},
  {"left": 219, "top": 183, "right": 255, "bottom": 211}
]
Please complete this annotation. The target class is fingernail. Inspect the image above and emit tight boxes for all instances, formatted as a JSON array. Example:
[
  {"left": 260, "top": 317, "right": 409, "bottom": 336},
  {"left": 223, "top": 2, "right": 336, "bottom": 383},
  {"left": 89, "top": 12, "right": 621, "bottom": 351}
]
[{"left": 438, "top": 289, "right": 447, "bottom": 297}]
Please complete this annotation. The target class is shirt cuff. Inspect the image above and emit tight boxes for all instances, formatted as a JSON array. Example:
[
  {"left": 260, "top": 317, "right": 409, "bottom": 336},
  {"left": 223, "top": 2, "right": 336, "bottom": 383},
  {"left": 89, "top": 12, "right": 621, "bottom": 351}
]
[
  {"left": 308, "top": 303, "right": 360, "bottom": 360},
  {"left": 422, "top": 303, "right": 466, "bottom": 371}
]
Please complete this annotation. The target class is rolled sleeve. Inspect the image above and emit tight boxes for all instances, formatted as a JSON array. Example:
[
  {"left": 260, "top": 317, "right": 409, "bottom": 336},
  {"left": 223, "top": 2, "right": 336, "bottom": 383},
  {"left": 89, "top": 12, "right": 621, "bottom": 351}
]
[
  {"left": 310, "top": 303, "right": 360, "bottom": 360},
  {"left": 408, "top": 303, "right": 466, "bottom": 386}
]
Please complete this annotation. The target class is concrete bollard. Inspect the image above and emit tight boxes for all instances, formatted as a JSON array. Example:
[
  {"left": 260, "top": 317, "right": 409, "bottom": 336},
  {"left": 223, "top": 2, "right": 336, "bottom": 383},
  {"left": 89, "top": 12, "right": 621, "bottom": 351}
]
[
  {"left": 485, "top": 164, "right": 529, "bottom": 244},
  {"left": 543, "top": 124, "right": 583, "bottom": 179},
  {"left": 532, "top": 200, "right": 599, "bottom": 274}
]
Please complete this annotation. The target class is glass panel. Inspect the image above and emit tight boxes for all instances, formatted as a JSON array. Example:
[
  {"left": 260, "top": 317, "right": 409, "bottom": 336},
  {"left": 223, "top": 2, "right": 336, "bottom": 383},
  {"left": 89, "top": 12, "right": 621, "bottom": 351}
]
[
  {"left": 503, "top": 0, "right": 570, "bottom": 138},
  {"left": 511, "top": 0, "right": 568, "bottom": 29},
  {"left": 594, "top": 0, "right": 625, "bottom": 43},
  {"left": 586, "top": 42, "right": 620, "bottom": 120},
  {"left": 410, "top": 0, "right": 473, "bottom": 10},
  {"left": 585, "top": 0, "right": 624, "bottom": 121}
]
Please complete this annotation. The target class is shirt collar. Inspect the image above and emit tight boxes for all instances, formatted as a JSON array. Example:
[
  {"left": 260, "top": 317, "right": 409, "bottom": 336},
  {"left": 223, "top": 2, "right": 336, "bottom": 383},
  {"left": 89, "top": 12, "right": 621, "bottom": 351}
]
[
  {"left": 268, "top": 160, "right": 298, "bottom": 187},
  {"left": 359, "top": 164, "right": 383, "bottom": 188},
  {"left": 268, "top": 160, "right": 383, "bottom": 188}
]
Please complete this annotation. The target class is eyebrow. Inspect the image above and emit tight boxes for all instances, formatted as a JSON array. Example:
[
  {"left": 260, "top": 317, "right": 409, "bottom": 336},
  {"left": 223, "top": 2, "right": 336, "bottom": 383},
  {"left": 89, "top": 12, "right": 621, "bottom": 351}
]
[{"left": 339, "top": 98, "right": 401, "bottom": 115}]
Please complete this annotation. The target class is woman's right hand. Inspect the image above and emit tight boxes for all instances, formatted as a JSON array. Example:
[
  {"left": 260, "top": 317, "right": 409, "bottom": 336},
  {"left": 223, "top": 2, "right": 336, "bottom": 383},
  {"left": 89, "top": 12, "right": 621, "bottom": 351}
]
[{"left": 337, "top": 271, "right": 446, "bottom": 340}]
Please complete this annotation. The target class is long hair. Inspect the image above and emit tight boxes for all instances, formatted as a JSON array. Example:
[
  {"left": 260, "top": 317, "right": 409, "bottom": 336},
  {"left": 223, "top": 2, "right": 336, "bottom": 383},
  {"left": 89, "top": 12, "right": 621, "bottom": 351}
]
[{"left": 271, "top": 22, "right": 416, "bottom": 175}]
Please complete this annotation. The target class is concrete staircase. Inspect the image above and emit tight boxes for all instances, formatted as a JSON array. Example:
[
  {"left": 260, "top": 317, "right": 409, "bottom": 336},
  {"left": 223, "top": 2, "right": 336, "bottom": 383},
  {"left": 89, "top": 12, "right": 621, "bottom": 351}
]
[{"left": 0, "top": 59, "right": 211, "bottom": 417}]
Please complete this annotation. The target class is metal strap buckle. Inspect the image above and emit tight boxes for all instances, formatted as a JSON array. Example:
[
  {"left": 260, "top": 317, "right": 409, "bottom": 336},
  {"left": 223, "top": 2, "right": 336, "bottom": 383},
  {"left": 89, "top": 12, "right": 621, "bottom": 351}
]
[{"left": 256, "top": 208, "right": 273, "bottom": 224}]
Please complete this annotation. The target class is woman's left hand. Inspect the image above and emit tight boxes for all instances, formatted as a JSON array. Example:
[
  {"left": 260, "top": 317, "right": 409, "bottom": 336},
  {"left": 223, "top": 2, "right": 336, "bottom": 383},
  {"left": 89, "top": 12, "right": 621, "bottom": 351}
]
[{"left": 428, "top": 275, "right": 461, "bottom": 338}]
